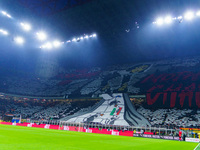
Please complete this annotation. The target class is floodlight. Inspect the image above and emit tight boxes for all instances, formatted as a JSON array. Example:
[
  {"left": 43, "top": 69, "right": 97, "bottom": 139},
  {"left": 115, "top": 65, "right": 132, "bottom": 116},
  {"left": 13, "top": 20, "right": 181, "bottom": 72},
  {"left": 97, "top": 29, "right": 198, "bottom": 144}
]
[
  {"left": 67, "top": 40, "right": 71, "bottom": 43},
  {"left": 196, "top": 11, "right": 200, "bottom": 16},
  {"left": 165, "top": 16, "right": 172, "bottom": 24},
  {"left": 14, "top": 36, "right": 24, "bottom": 44},
  {"left": 156, "top": 18, "right": 164, "bottom": 25},
  {"left": 20, "top": 23, "right": 31, "bottom": 31},
  {"left": 80, "top": 37, "right": 83, "bottom": 40},
  {"left": 36, "top": 32, "right": 47, "bottom": 41},
  {"left": 92, "top": 34, "right": 96, "bottom": 37},
  {"left": 41, "top": 42, "right": 52, "bottom": 49},
  {"left": 45, "top": 42, "right": 52, "bottom": 49},
  {"left": 184, "top": 11, "right": 194, "bottom": 20},
  {"left": 0, "top": 29, "right": 8, "bottom": 35},
  {"left": 6, "top": 14, "right": 11, "bottom": 18},
  {"left": 84, "top": 35, "right": 89, "bottom": 39},
  {"left": 1, "top": 11, "right": 12, "bottom": 18},
  {"left": 176, "top": 16, "right": 183, "bottom": 23},
  {"left": 40, "top": 44, "right": 46, "bottom": 49},
  {"left": 2, "top": 30, "right": 8, "bottom": 35},
  {"left": 53, "top": 40, "right": 61, "bottom": 48},
  {"left": 177, "top": 16, "right": 183, "bottom": 19},
  {"left": 1, "top": 11, "right": 6, "bottom": 15},
  {"left": 89, "top": 35, "right": 93, "bottom": 38},
  {"left": 72, "top": 38, "right": 76, "bottom": 42}
]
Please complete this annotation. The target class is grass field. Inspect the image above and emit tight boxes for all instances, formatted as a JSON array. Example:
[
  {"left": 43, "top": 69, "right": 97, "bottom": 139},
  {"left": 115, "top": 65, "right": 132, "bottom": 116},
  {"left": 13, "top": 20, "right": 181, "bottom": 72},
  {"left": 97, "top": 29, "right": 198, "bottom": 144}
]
[{"left": 0, "top": 125, "right": 198, "bottom": 150}]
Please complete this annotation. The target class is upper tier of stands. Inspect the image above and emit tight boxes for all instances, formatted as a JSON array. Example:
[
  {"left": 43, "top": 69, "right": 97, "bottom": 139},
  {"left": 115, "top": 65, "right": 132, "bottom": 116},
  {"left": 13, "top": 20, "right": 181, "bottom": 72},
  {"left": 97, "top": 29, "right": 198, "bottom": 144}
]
[{"left": 1, "top": 56, "right": 200, "bottom": 98}]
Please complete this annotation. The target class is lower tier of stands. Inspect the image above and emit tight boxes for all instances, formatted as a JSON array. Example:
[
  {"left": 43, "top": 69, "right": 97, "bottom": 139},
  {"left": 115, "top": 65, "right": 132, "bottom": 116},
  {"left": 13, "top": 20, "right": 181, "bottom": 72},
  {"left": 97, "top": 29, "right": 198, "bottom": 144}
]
[{"left": 1, "top": 93, "right": 200, "bottom": 128}]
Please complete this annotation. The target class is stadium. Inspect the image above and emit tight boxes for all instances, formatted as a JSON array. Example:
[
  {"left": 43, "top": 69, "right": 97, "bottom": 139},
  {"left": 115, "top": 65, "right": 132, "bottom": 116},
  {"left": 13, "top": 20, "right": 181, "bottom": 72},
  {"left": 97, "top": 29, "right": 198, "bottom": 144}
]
[{"left": 0, "top": 0, "right": 200, "bottom": 149}]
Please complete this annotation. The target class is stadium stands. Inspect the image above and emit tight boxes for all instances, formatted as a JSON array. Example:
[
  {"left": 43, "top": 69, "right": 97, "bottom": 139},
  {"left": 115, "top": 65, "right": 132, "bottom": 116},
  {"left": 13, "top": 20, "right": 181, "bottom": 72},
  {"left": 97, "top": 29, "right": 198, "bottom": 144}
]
[
  {"left": 0, "top": 56, "right": 199, "bottom": 99},
  {"left": 137, "top": 106, "right": 200, "bottom": 128},
  {"left": 1, "top": 56, "right": 200, "bottom": 128},
  {"left": 61, "top": 93, "right": 150, "bottom": 126},
  {"left": 1, "top": 99, "right": 98, "bottom": 121},
  {"left": 1, "top": 93, "right": 200, "bottom": 128}
]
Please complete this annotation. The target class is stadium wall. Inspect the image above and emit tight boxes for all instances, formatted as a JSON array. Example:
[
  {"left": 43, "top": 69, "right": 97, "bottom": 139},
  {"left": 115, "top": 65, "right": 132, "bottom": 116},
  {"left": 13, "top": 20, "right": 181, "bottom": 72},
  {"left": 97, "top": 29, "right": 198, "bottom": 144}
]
[
  {"left": 0, "top": 122, "right": 187, "bottom": 141},
  {"left": 0, "top": 122, "right": 133, "bottom": 137}
]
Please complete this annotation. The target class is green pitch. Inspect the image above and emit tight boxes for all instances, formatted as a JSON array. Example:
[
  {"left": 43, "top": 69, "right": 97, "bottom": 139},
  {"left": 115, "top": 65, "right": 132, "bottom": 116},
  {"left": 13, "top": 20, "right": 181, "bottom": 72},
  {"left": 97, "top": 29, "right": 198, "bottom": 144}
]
[{"left": 0, "top": 125, "right": 198, "bottom": 150}]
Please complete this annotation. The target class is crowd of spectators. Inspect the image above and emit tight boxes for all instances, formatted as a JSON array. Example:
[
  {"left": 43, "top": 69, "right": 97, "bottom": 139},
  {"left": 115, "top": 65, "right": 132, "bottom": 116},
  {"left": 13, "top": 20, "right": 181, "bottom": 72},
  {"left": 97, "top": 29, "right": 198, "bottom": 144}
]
[
  {"left": 0, "top": 56, "right": 200, "bottom": 97},
  {"left": 0, "top": 99, "right": 99, "bottom": 121},
  {"left": 1, "top": 96, "right": 200, "bottom": 128},
  {"left": 137, "top": 106, "right": 200, "bottom": 128}
]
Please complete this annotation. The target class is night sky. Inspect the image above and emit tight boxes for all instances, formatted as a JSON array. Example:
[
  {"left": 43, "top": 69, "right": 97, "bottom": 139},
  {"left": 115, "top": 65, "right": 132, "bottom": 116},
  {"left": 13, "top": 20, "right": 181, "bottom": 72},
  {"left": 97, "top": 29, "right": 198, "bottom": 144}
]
[{"left": 0, "top": 0, "right": 200, "bottom": 73}]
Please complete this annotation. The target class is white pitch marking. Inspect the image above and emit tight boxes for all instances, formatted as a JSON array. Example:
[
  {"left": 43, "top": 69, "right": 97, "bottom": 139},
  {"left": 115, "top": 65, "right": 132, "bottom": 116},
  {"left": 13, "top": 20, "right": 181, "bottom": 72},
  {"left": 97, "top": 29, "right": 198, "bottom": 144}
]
[{"left": 194, "top": 143, "right": 200, "bottom": 150}]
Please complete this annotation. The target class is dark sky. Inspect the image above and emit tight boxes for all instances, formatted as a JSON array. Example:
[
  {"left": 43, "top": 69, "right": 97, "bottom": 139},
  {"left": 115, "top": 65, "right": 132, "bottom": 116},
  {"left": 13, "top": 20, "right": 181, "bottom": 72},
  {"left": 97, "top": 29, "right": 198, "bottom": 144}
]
[{"left": 0, "top": 0, "right": 200, "bottom": 73}]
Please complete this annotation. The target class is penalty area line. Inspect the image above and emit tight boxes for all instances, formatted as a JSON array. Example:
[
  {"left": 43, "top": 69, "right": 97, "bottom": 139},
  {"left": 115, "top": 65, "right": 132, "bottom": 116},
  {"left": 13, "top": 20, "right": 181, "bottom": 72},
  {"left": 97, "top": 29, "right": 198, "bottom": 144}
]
[{"left": 194, "top": 143, "right": 200, "bottom": 150}]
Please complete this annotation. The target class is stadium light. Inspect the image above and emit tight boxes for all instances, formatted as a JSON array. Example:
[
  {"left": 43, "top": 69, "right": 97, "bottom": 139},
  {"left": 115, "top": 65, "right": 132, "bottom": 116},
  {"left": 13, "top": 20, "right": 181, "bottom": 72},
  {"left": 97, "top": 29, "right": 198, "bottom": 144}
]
[
  {"left": 20, "top": 23, "right": 31, "bottom": 31},
  {"left": 0, "top": 29, "right": 8, "bottom": 35},
  {"left": 177, "top": 16, "right": 183, "bottom": 23},
  {"left": 40, "top": 42, "right": 52, "bottom": 49},
  {"left": 92, "top": 34, "right": 97, "bottom": 37},
  {"left": 66, "top": 40, "right": 71, "bottom": 43},
  {"left": 80, "top": 37, "right": 83, "bottom": 40},
  {"left": 196, "top": 11, "right": 200, "bottom": 16},
  {"left": 36, "top": 32, "right": 47, "bottom": 41},
  {"left": 72, "top": 38, "right": 77, "bottom": 42},
  {"left": 1, "top": 11, "right": 6, "bottom": 15},
  {"left": 177, "top": 16, "right": 183, "bottom": 20},
  {"left": 2, "top": 30, "right": 8, "bottom": 35},
  {"left": 1, "top": 11, "right": 12, "bottom": 18},
  {"left": 172, "top": 17, "right": 177, "bottom": 20},
  {"left": 164, "top": 16, "right": 172, "bottom": 24},
  {"left": 156, "top": 18, "right": 164, "bottom": 25},
  {"left": 184, "top": 11, "right": 194, "bottom": 20},
  {"left": 6, "top": 14, "right": 11, "bottom": 18},
  {"left": 45, "top": 42, "right": 52, "bottom": 49},
  {"left": 14, "top": 36, "right": 24, "bottom": 44},
  {"left": 53, "top": 40, "right": 62, "bottom": 48},
  {"left": 84, "top": 35, "right": 89, "bottom": 39}
]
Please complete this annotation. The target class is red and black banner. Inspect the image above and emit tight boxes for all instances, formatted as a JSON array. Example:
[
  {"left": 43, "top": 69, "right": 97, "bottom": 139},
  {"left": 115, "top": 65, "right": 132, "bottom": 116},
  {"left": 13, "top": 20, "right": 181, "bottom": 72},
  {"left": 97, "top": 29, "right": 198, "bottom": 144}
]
[{"left": 136, "top": 71, "right": 200, "bottom": 108}]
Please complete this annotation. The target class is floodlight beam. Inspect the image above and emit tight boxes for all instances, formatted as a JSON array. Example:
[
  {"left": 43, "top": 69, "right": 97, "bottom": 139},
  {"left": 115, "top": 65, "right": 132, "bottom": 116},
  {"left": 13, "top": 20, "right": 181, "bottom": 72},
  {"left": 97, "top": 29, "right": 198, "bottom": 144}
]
[
  {"left": 156, "top": 18, "right": 164, "bottom": 25},
  {"left": 184, "top": 11, "right": 194, "bottom": 20},
  {"left": 36, "top": 32, "right": 47, "bottom": 41},
  {"left": 14, "top": 36, "right": 24, "bottom": 44}
]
